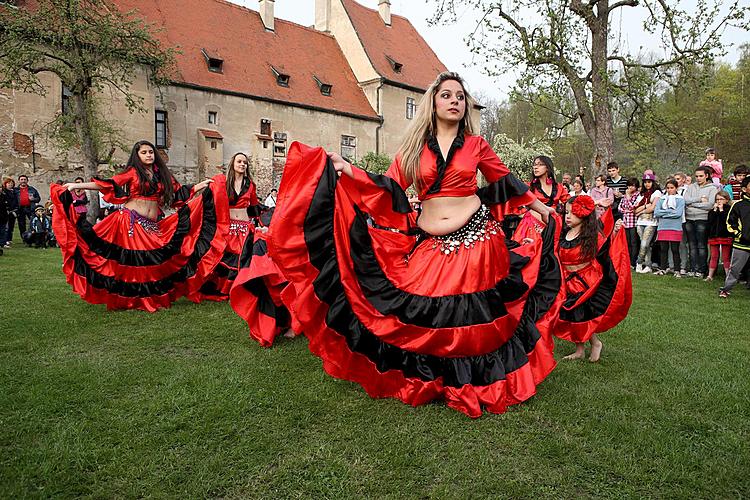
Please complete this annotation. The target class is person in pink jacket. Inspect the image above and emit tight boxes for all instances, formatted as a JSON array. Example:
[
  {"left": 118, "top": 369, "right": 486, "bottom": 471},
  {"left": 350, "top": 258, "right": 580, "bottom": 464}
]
[{"left": 589, "top": 174, "right": 614, "bottom": 218}]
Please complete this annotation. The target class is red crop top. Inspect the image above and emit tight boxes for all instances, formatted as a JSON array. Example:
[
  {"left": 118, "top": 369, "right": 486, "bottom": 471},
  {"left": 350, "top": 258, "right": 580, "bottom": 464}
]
[
  {"left": 93, "top": 167, "right": 194, "bottom": 208},
  {"left": 384, "top": 135, "right": 512, "bottom": 200},
  {"left": 559, "top": 211, "right": 615, "bottom": 266},
  {"left": 226, "top": 176, "right": 259, "bottom": 209},
  {"left": 529, "top": 181, "right": 570, "bottom": 209}
]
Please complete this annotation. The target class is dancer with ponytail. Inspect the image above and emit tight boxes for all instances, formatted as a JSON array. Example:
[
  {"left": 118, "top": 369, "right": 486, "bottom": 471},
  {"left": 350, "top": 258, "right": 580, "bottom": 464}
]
[
  {"left": 51, "top": 140, "right": 229, "bottom": 311},
  {"left": 268, "top": 72, "right": 562, "bottom": 418},
  {"left": 190, "top": 152, "right": 265, "bottom": 302},
  {"left": 555, "top": 196, "right": 633, "bottom": 362}
]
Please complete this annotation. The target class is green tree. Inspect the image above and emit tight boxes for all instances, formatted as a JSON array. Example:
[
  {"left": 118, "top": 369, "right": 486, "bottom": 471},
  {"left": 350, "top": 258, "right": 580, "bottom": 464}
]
[
  {"left": 352, "top": 151, "right": 392, "bottom": 175},
  {"left": 0, "top": 0, "right": 175, "bottom": 187}
]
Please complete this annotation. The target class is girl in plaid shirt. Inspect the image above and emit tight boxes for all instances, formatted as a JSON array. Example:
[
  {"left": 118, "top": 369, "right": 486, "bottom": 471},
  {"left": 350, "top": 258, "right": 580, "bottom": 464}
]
[{"left": 618, "top": 177, "right": 641, "bottom": 268}]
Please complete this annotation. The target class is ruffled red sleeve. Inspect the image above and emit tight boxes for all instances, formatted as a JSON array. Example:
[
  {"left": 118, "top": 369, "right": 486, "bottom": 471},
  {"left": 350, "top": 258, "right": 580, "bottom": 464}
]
[
  {"left": 474, "top": 138, "right": 535, "bottom": 217},
  {"left": 171, "top": 177, "right": 195, "bottom": 208},
  {"left": 92, "top": 168, "right": 136, "bottom": 204},
  {"left": 384, "top": 156, "right": 411, "bottom": 190}
]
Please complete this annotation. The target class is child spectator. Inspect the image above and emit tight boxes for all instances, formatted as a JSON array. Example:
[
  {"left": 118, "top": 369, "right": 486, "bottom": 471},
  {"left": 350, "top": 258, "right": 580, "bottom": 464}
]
[
  {"left": 719, "top": 177, "right": 750, "bottom": 297},
  {"left": 635, "top": 173, "right": 662, "bottom": 273},
  {"left": 618, "top": 177, "right": 640, "bottom": 269},
  {"left": 723, "top": 165, "right": 748, "bottom": 201},
  {"left": 700, "top": 147, "right": 723, "bottom": 186},
  {"left": 23, "top": 205, "right": 52, "bottom": 248},
  {"left": 653, "top": 179, "right": 685, "bottom": 276},
  {"left": 590, "top": 174, "right": 614, "bottom": 218},
  {"left": 706, "top": 191, "right": 734, "bottom": 281}
]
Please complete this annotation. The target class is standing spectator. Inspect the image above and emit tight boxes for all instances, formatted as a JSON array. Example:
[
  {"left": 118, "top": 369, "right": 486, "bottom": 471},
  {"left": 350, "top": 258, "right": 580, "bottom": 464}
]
[
  {"left": 590, "top": 174, "right": 614, "bottom": 218},
  {"left": 0, "top": 181, "right": 8, "bottom": 253},
  {"left": 683, "top": 166, "right": 719, "bottom": 278},
  {"left": 673, "top": 171, "right": 691, "bottom": 275},
  {"left": 264, "top": 188, "right": 277, "bottom": 208},
  {"left": 719, "top": 177, "right": 750, "bottom": 298},
  {"left": 561, "top": 172, "right": 572, "bottom": 192},
  {"left": 634, "top": 173, "right": 662, "bottom": 273},
  {"left": 2, "top": 178, "right": 17, "bottom": 246},
  {"left": 723, "top": 164, "right": 748, "bottom": 201},
  {"left": 605, "top": 162, "right": 627, "bottom": 219},
  {"left": 618, "top": 177, "right": 641, "bottom": 269},
  {"left": 700, "top": 147, "right": 723, "bottom": 186},
  {"left": 653, "top": 179, "right": 685, "bottom": 276},
  {"left": 70, "top": 176, "right": 89, "bottom": 219},
  {"left": 705, "top": 191, "right": 733, "bottom": 281},
  {"left": 15, "top": 174, "right": 41, "bottom": 239},
  {"left": 571, "top": 178, "right": 587, "bottom": 196}
]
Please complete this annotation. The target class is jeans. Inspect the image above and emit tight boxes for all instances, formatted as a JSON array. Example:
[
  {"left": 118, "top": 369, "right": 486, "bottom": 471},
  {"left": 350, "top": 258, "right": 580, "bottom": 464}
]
[
  {"left": 16, "top": 206, "right": 33, "bottom": 237},
  {"left": 636, "top": 225, "right": 656, "bottom": 267},
  {"left": 625, "top": 227, "right": 639, "bottom": 267},
  {"left": 679, "top": 228, "right": 689, "bottom": 272},
  {"left": 0, "top": 221, "right": 7, "bottom": 246},
  {"left": 684, "top": 219, "right": 709, "bottom": 275},
  {"left": 722, "top": 248, "right": 750, "bottom": 292},
  {"left": 5, "top": 211, "right": 16, "bottom": 241}
]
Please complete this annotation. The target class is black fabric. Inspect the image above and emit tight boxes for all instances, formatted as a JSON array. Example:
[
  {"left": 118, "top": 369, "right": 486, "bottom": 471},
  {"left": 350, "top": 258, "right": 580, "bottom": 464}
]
[
  {"left": 93, "top": 177, "right": 130, "bottom": 200},
  {"left": 242, "top": 277, "right": 291, "bottom": 326},
  {"left": 559, "top": 237, "right": 619, "bottom": 322},
  {"left": 348, "top": 206, "right": 530, "bottom": 328},
  {"left": 67, "top": 188, "right": 218, "bottom": 298},
  {"left": 364, "top": 172, "right": 413, "bottom": 214},
  {"left": 530, "top": 181, "right": 559, "bottom": 207},
  {"left": 237, "top": 230, "right": 257, "bottom": 270},
  {"left": 477, "top": 174, "right": 530, "bottom": 206},
  {"left": 425, "top": 128, "right": 465, "bottom": 196},
  {"left": 58, "top": 189, "right": 194, "bottom": 267},
  {"left": 174, "top": 184, "right": 194, "bottom": 203},
  {"left": 299, "top": 158, "right": 560, "bottom": 387}
]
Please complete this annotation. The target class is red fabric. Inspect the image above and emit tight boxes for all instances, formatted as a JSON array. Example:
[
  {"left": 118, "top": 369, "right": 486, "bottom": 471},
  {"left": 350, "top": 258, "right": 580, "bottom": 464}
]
[
  {"left": 230, "top": 230, "right": 295, "bottom": 347},
  {"left": 709, "top": 242, "right": 732, "bottom": 270},
  {"left": 50, "top": 177, "right": 229, "bottom": 312},
  {"left": 656, "top": 229, "right": 682, "bottom": 242},
  {"left": 228, "top": 177, "right": 259, "bottom": 209},
  {"left": 530, "top": 182, "right": 570, "bottom": 210},
  {"left": 268, "top": 142, "right": 560, "bottom": 417},
  {"left": 19, "top": 186, "right": 30, "bottom": 207},
  {"left": 93, "top": 167, "right": 193, "bottom": 206}
]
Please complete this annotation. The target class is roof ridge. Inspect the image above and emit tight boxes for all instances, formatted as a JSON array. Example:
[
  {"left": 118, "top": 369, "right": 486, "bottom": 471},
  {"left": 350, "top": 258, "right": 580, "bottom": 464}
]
[
  {"left": 342, "top": 0, "right": 410, "bottom": 22},
  {"left": 204, "top": 0, "right": 336, "bottom": 39}
]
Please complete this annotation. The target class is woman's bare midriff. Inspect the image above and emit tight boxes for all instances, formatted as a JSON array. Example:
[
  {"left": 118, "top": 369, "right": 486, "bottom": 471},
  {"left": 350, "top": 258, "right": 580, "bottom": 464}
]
[
  {"left": 564, "top": 262, "right": 590, "bottom": 273},
  {"left": 229, "top": 208, "right": 250, "bottom": 221},
  {"left": 124, "top": 199, "right": 160, "bottom": 221},
  {"left": 418, "top": 195, "right": 482, "bottom": 235}
]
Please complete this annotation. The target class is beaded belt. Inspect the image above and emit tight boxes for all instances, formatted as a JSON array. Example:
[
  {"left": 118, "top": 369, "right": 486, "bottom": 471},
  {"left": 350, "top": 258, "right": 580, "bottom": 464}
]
[
  {"left": 427, "top": 205, "right": 501, "bottom": 255},
  {"left": 123, "top": 208, "right": 159, "bottom": 237},
  {"left": 229, "top": 219, "right": 252, "bottom": 237}
]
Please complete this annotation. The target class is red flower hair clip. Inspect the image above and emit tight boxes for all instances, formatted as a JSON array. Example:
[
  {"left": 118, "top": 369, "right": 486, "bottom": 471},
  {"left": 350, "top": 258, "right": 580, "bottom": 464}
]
[{"left": 571, "top": 195, "right": 596, "bottom": 218}]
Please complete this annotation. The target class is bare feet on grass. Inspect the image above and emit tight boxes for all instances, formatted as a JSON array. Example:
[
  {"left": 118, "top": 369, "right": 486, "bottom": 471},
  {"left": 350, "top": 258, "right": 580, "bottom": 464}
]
[
  {"left": 589, "top": 335, "right": 603, "bottom": 363},
  {"left": 563, "top": 344, "right": 586, "bottom": 360},
  {"left": 282, "top": 328, "right": 297, "bottom": 339}
]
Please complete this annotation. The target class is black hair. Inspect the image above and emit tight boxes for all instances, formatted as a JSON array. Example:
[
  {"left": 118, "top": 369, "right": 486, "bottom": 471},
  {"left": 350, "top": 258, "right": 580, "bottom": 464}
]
[
  {"left": 18, "top": 174, "right": 28, "bottom": 180},
  {"left": 566, "top": 196, "right": 600, "bottom": 260},
  {"left": 695, "top": 165, "right": 713, "bottom": 178},
  {"left": 606, "top": 162, "right": 619, "bottom": 170},
  {"left": 742, "top": 176, "right": 750, "bottom": 188},
  {"left": 734, "top": 164, "right": 748, "bottom": 175},
  {"left": 125, "top": 140, "right": 175, "bottom": 206},
  {"left": 664, "top": 179, "right": 678, "bottom": 189},
  {"left": 626, "top": 177, "right": 640, "bottom": 189},
  {"left": 529, "top": 155, "right": 556, "bottom": 192},
  {"left": 74, "top": 177, "right": 84, "bottom": 183},
  {"left": 705, "top": 147, "right": 716, "bottom": 155},
  {"left": 225, "top": 152, "right": 252, "bottom": 204}
]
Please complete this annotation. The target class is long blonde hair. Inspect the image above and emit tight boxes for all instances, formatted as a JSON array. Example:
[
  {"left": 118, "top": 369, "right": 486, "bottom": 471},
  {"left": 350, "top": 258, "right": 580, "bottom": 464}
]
[{"left": 397, "top": 71, "right": 477, "bottom": 192}]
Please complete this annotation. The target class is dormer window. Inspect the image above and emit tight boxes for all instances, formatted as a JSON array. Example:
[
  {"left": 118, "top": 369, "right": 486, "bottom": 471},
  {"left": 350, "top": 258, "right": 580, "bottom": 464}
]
[
  {"left": 202, "top": 48, "right": 223, "bottom": 73},
  {"left": 271, "top": 65, "right": 290, "bottom": 87},
  {"left": 313, "top": 76, "right": 332, "bottom": 96},
  {"left": 385, "top": 55, "right": 402, "bottom": 73}
]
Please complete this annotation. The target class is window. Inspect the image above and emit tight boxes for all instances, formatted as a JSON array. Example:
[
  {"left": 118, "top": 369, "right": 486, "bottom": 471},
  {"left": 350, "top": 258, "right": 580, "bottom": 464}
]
[
  {"left": 260, "top": 118, "right": 271, "bottom": 137},
  {"left": 155, "top": 110, "right": 167, "bottom": 148},
  {"left": 406, "top": 97, "right": 416, "bottom": 120},
  {"left": 210, "top": 141, "right": 217, "bottom": 150},
  {"left": 385, "top": 55, "right": 403, "bottom": 73},
  {"left": 273, "top": 132, "right": 287, "bottom": 158},
  {"left": 208, "top": 111, "right": 218, "bottom": 124},
  {"left": 313, "top": 75, "right": 332, "bottom": 96},
  {"left": 62, "top": 85, "right": 73, "bottom": 115},
  {"left": 271, "top": 66, "right": 290, "bottom": 87},
  {"left": 341, "top": 135, "right": 356, "bottom": 160},
  {"left": 202, "top": 48, "right": 223, "bottom": 73}
]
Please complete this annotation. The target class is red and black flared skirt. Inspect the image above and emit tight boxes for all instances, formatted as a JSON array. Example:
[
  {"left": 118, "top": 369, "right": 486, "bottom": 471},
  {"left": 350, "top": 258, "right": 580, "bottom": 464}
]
[
  {"left": 230, "top": 229, "right": 296, "bottom": 347},
  {"left": 190, "top": 219, "right": 254, "bottom": 302},
  {"left": 268, "top": 142, "right": 563, "bottom": 418},
  {"left": 50, "top": 181, "right": 229, "bottom": 312},
  {"left": 555, "top": 229, "right": 633, "bottom": 343}
]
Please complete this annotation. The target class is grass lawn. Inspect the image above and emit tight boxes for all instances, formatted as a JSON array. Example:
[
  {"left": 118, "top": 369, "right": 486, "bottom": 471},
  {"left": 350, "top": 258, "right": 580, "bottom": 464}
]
[{"left": 1, "top": 245, "right": 748, "bottom": 498}]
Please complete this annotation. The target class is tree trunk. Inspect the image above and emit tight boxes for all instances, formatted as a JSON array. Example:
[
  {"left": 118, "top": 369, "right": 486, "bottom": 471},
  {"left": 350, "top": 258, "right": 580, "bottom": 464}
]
[
  {"left": 589, "top": 1, "right": 615, "bottom": 174},
  {"left": 72, "top": 91, "right": 102, "bottom": 223}
]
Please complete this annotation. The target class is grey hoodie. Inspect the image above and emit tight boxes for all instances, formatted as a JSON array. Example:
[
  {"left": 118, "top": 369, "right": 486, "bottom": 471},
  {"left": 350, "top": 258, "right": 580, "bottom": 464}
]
[{"left": 683, "top": 182, "right": 719, "bottom": 221}]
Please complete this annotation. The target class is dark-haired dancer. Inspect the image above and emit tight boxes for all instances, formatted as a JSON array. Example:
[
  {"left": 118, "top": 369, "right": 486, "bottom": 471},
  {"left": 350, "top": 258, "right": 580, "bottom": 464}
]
[
  {"left": 268, "top": 72, "right": 562, "bottom": 418},
  {"left": 555, "top": 196, "right": 632, "bottom": 362},
  {"left": 51, "top": 140, "right": 229, "bottom": 311},
  {"left": 190, "top": 152, "right": 265, "bottom": 302}
]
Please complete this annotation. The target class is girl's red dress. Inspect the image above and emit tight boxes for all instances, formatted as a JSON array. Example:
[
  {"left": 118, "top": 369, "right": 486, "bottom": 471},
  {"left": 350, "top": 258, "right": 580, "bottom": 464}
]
[
  {"left": 230, "top": 228, "right": 298, "bottom": 347},
  {"left": 50, "top": 168, "right": 229, "bottom": 312},
  {"left": 267, "top": 136, "right": 563, "bottom": 418},
  {"left": 190, "top": 177, "right": 262, "bottom": 302},
  {"left": 554, "top": 210, "right": 633, "bottom": 343}
]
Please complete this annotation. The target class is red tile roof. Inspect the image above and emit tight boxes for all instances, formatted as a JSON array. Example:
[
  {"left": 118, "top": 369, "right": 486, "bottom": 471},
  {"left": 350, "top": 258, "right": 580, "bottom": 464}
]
[
  {"left": 199, "top": 129, "right": 223, "bottom": 139},
  {"left": 114, "top": 0, "right": 379, "bottom": 120},
  {"left": 341, "top": 0, "right": 447, "bottom": 91}
]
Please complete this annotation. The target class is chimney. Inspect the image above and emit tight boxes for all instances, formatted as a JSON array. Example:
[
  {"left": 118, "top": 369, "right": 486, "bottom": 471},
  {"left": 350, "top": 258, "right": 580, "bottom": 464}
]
[
  {"left": 378, "top": 0, "right": 391, "bottom": 26},
  {"left": 259, "top": 0, "right": 274, "bottom": 31},
  {"left": 315, "top": 0, "right": 331, "bottom": 32}
]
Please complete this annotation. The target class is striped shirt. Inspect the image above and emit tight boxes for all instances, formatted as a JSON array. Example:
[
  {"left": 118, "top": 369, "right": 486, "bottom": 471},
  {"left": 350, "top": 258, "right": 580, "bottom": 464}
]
[{"left": 606, "top": 175, "right": 628, "bottom": 195}]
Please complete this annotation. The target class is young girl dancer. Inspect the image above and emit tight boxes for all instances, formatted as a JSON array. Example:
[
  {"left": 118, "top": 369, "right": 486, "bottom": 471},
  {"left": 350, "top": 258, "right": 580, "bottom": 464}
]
[
  {"left": 51, "top": 140, "right": 229, "bottom": 311},
  {"left": 190, "top": 152, "right": 264, "bottom": 301},
  {"left": 268, "top": 72, "right": 562, "bottom": 418},
  {"left": 555, "top": 196, "right": 633, "bottom": 362}
]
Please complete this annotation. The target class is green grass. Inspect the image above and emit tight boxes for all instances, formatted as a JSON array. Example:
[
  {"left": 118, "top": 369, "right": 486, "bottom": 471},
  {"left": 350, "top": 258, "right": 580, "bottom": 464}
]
[{"left": 1, "top": 246, "right": 748, "bottom": 498}]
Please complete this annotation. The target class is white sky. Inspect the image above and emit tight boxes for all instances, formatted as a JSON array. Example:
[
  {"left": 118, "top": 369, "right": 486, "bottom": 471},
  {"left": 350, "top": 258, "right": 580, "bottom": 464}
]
[{"left": 234, "top": 0, "right": 747, "bottom": 102}]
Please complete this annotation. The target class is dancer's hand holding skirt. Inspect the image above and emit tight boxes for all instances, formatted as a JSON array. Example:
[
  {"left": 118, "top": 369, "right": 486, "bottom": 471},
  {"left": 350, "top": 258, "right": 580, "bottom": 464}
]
[{"left": 268, "top": 142, "right": 564, "bottom": 418}]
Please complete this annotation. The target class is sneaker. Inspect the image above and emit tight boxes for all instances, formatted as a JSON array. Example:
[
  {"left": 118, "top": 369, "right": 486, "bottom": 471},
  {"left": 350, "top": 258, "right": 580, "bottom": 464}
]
[
  {"left": 686, "top": 271, "right": 695, "bottom": 277},
  {"left": 642, "top": 266, "right": 652, "bottom": 273},
  {"left": 654, "top": 269, "right": 666, "bottom": 276},
  {"left": 679, "top": 270, "right": 688, "bottom": 277},
  {"left": 2, "top": 243, "right": 9, "bottom": 248},
  {"left": 674, "top": 273, "right": 682, "bottom": 279},
  {"left": 694, "top": 273, "right": 704, "bottom": 279},
  {"left": 719, "top": 290, "right": 729, "bottom": 298},
  {"left": 636, "top": 263, "right": 643, "bottom": 273}
]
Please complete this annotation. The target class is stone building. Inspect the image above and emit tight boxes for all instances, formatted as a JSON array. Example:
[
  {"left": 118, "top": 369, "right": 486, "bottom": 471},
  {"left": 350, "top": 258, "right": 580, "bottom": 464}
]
[{"left": 0, "top": 0, "right": 474, "bottom": 199}]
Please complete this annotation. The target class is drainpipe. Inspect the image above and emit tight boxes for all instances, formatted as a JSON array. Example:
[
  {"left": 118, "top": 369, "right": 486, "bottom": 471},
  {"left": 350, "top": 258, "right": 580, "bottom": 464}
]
[{"left": 375, "top": 78, "right": 384, "bottom": 155}]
